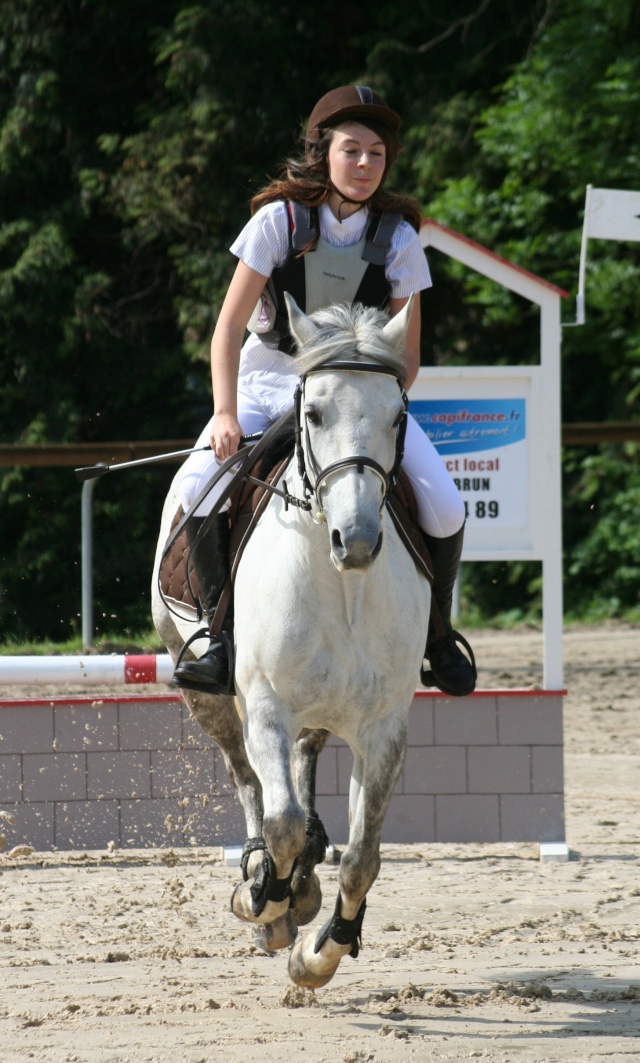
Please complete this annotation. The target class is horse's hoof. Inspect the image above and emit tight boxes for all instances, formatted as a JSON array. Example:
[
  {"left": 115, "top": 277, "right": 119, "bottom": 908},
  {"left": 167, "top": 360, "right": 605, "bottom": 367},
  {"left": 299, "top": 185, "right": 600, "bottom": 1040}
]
[
  {"left": 230, "top": 880, "right": 291, "bottom": 926},
  {"left": 287, "top": 931, "right": 348, "bottom": 989},
  {"left": 251, "top": 910, "right": 298, "bottom": 951},
  {"left": 290, "top": 869, "right": 323, "bottom": 926}
]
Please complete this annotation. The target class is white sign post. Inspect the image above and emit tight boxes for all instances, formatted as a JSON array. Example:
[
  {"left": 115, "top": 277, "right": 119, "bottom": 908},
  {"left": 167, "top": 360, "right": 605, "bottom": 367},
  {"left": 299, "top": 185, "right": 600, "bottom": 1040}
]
[
  {"left": 415, "top": 220, "right": 567, "bottom": 689},
  {"left": 575, "top": 185, "right": 640, "bottom": 324}
]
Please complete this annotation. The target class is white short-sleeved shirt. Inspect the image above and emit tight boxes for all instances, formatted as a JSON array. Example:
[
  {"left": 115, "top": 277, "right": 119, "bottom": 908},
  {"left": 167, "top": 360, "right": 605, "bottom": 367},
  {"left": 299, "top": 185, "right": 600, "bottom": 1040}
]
[{"left": 229, "top": 200, "right": 432, "bottom": 419}]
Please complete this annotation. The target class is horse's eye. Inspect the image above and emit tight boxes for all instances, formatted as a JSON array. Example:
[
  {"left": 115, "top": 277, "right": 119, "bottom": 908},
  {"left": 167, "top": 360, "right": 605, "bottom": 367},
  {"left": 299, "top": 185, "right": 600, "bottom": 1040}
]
[
  {"left": 392, "top": 411, "right": 405, "bottom": 429},
  {"left": 305, "top": 407, "right": 321, "bottom": 426}
]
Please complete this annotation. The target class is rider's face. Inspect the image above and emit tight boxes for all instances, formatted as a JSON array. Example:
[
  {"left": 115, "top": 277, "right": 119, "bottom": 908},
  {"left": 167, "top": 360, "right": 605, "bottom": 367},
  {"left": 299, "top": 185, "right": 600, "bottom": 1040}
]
[{"left": 326, "top": 122, "right": 386, "bottom": 218}]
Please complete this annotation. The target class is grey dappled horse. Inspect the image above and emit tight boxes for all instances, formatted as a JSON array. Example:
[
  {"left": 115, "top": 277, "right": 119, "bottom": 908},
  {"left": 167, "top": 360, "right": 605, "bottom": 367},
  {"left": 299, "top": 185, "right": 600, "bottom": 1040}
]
[{"left": 152, "top": 296, "right": 430, "bottom": 986}]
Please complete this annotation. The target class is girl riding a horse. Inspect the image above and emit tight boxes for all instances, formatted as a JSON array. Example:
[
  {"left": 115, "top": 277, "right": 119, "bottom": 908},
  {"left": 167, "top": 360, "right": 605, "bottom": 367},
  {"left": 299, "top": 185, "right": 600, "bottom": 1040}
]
[{"left": 173, "top": 84, "right": 476, "bottom": 698}]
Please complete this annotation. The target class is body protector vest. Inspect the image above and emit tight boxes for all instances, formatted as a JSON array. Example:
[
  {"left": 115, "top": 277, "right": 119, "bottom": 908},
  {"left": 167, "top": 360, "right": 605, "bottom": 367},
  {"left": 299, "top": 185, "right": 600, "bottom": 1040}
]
[{"left": 247, "top": 201, "right": 403, "bottom": 354}]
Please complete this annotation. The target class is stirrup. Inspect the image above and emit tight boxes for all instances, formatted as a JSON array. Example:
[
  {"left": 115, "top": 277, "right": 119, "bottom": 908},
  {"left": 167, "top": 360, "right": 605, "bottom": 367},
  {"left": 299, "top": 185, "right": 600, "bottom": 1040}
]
[
  {"left": 171, "top": 628, "right": 235, "bottom": 696},
  {"left": 173, "top": 627, "right": 210, "bottom": 670},
  {"left": 421, "top": 628, "right": 477, "bottom": 697}
]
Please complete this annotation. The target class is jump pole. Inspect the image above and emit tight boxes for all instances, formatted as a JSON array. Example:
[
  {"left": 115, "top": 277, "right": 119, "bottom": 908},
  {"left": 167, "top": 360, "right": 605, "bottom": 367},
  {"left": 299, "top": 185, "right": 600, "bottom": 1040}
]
[{"left": 0, "top": 654, "right": 174, "bottom": 686}]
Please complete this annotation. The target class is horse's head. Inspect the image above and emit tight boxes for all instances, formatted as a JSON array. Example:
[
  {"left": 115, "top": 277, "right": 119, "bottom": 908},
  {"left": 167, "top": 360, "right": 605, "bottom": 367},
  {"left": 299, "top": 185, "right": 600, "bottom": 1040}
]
[{"left": 286, "top": 295, "right": 412, "bottom": 573}]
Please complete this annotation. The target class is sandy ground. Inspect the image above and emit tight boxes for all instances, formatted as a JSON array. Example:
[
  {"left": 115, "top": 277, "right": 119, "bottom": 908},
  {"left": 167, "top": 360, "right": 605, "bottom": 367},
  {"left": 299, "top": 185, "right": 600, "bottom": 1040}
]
[{"left": 0, "top": 622, "right": 639, "bottom": 1063}]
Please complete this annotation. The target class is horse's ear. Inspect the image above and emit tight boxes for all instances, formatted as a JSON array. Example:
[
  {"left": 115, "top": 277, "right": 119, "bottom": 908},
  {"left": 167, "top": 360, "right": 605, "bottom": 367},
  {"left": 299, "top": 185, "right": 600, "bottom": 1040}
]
[
  {"left": 284, "top": 292, "right": 319, "bottom": 349},
  {"left": 382, "top": 294, "right": 415, "bottom": 351}
]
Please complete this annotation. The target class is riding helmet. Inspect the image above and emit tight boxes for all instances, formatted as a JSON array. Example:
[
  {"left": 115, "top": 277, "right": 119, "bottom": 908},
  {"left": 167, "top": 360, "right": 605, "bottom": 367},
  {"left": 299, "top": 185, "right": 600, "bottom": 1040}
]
[{"left": 306, "top": 85, "right": 401, "bottom": 138}]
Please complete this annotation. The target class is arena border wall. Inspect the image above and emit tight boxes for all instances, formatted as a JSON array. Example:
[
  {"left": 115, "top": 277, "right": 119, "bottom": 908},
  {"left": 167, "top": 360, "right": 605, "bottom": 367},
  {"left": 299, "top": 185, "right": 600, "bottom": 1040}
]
[{"left": 0, "top": 689, "right": 565, "bottom": 852}]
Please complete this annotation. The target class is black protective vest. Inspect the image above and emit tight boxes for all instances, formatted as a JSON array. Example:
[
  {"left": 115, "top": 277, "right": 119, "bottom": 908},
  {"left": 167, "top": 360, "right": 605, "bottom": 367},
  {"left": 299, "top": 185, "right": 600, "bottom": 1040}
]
[{"left": 264, "top": 201, "right": 403, "bottom": 354}]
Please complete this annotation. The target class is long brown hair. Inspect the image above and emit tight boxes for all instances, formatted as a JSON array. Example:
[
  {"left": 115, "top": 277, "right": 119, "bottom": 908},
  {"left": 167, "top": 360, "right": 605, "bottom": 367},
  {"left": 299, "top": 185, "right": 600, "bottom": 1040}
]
[{"left": 250, "top": 117, "right": 422, "bottom": 236}]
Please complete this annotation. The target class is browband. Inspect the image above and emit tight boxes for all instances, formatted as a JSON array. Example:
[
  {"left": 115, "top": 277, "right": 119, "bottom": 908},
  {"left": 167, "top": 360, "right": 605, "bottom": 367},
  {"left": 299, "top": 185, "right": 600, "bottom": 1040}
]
[{"left": 303, "top": 360, "right": 400, "bottom": 379}]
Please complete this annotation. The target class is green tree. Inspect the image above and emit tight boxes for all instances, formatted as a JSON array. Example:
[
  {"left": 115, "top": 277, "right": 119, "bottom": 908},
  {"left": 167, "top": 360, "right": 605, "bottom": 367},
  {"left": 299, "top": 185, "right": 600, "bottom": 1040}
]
[
  {"left": 3, "top": 0, "right": 636, "bottom": 639},
  {"left": 418, "top": 0, "right": 640, "bottom": 618},
  {"left": 1, "top": 0, "right": 552, "bottom": 639},
  {"left": 0, "top": 0, "right": 187, "bottom": 638}
]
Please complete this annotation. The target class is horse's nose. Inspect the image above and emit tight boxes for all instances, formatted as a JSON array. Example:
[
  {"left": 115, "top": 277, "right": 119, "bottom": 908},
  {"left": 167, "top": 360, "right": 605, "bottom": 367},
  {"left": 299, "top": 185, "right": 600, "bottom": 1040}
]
[{"left": 330, "top": 526, "right": 383, "bottom": 570}]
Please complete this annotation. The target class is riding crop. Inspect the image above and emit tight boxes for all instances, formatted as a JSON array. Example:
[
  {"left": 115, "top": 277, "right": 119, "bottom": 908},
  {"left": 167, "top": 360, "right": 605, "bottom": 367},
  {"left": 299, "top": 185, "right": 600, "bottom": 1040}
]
[{"left": 74, "top": 435, "right": 263, "bottom": 482}]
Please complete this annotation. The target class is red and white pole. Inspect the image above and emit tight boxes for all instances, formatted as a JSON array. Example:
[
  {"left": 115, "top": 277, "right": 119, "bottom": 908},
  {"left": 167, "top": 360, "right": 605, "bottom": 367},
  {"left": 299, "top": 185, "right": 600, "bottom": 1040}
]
[{"left": 0, "top": 655, "right": 174, "bottom": 686}]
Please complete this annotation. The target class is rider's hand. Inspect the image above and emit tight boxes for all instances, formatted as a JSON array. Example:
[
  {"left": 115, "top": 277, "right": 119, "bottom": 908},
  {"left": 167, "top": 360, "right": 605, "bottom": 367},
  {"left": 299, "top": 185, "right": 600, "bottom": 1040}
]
[{"left": 211, "top": 412, "right": 243, "bottom": 461}]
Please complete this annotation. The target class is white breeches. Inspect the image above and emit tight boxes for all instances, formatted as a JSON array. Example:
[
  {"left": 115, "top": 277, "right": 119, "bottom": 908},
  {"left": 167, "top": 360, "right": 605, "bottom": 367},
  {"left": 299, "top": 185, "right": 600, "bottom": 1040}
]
[{"left": 180, "top": 388, "right": 465, "bottom": 539}]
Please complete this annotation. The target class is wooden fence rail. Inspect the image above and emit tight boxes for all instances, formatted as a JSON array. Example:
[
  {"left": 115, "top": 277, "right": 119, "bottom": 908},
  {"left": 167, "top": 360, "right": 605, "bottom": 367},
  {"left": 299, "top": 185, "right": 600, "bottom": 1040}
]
[
  {"left": 0, "top": 441, "right": 191, "bottom": 468},
  {"left": 0, "top": 424, "right": 639, "bottom": 468}
]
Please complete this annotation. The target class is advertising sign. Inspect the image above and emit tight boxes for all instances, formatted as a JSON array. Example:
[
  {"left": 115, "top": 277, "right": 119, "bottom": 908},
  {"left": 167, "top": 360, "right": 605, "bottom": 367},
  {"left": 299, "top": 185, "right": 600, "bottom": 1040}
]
[
  {"left": 408, "top": 368, "right": 543, "bottom": 557},
  {"left": 415, "top": 218, "right": 564, "bottom": 689},
  {"left": 409, "top": 398, "right": 527, "bottom": 528}
]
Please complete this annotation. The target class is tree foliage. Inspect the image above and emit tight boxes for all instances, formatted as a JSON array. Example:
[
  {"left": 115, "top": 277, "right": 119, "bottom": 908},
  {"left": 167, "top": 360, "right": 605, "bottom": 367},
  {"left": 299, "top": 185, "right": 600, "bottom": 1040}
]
[
  {"left": 420, "top": 0, "right": 640, "bottom": 617},
  {"left": 1, "top": 0, "right": 638, "bottom": 638}
]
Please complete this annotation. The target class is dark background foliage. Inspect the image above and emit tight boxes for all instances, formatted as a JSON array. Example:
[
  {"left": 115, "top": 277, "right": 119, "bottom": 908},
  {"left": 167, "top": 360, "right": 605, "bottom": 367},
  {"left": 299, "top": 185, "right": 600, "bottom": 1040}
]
[{"left": 1, "top": 0, "right": 638, "bottom": 639}]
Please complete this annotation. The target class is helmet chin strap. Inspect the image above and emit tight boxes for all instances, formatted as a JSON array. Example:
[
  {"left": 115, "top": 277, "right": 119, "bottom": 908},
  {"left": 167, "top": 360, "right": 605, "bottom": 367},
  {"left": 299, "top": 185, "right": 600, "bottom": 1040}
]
[
  {"left": 329, "top": 182, "right": 370, "bottom": 222},
  {"left": 336, "top": 199, "right": 365, "bottom": 222}
]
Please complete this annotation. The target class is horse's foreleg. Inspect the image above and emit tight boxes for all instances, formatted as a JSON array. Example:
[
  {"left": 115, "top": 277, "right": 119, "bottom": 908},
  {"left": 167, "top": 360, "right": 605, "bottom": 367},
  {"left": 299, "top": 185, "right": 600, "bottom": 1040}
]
[
  {"left": 288, "top": 716, "right": 407, "bottom": 988},
  {"left": 289, "top": 728, "right": 330, "bottom": 926},
  {"left": 231, "top": 696, "right": 306, "bottom": 932}
]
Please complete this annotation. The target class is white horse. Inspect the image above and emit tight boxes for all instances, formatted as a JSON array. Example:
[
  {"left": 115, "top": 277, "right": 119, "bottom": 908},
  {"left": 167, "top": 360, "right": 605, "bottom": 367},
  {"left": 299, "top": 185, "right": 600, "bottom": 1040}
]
[{"left": 152, "top": 295, "right": 430, "bottom": 987}]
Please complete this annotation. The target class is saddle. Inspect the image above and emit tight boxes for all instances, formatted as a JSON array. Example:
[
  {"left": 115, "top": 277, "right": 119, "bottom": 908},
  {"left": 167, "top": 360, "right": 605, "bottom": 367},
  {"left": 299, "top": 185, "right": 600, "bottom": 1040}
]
[{"left": 159, "top": 446, "right": 436, "bottom": 629}]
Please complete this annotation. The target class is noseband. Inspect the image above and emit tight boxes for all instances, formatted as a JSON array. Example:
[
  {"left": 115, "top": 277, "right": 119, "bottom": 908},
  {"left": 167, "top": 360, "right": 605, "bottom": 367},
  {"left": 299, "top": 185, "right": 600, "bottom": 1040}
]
[{"left": 293, "top": 360, "right": 409, "bottom": 518}]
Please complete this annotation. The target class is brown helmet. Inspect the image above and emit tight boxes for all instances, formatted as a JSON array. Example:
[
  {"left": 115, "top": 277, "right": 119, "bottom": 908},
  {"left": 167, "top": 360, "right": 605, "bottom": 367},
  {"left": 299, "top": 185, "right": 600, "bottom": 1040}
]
[{"left": 306, "top": 85, "right": 401, "bottom": 138}]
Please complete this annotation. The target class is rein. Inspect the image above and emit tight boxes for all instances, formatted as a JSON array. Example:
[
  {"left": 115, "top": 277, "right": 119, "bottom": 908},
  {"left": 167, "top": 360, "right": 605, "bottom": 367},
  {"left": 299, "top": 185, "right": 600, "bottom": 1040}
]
[
  {"left": 159, "top": 360, "right": 408, "bottom": 621},
  {"left": 294, "top": 360, "right": 409, "bottom": 519}
]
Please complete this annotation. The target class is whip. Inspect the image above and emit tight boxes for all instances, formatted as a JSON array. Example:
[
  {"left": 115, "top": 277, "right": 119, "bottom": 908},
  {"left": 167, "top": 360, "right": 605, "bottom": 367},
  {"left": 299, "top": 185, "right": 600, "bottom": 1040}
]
[{"left": 74, "top": 435, "right": 263, "bottom": 481}]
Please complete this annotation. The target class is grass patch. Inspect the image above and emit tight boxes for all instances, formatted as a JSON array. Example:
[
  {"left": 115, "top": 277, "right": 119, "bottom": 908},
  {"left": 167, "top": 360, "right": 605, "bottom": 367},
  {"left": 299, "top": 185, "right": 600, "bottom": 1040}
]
[{"left": 0, "top": 628, "right": 165, "bottom": 656}]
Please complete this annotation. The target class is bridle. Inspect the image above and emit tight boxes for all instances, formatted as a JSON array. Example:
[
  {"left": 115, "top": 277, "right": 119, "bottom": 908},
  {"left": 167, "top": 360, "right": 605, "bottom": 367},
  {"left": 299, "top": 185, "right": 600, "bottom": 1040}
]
[{"left": 293, "top": 360, "right": 409, "bottom": 521}]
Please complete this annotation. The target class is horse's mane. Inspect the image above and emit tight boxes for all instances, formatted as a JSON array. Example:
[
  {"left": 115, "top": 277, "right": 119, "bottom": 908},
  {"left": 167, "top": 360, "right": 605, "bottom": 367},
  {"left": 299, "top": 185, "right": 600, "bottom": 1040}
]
[{"left": 292, "top": 303, "right": 407, "bottom": 384}]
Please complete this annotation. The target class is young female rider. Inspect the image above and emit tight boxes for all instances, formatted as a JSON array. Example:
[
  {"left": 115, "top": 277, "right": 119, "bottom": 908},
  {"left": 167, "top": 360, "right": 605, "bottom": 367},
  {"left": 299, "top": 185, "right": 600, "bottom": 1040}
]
[{"left": 172, "top": 85, "right": 476, "bottom": 698}]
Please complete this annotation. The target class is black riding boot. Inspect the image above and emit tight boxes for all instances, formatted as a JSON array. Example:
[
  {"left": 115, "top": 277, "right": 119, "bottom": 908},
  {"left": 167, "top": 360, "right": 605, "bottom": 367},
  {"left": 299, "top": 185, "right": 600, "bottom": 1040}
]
[
  {"left": 171, "top": 514, "right": 235, "bottom": 695},
  {"left": 421, "top": 525, "right": 477, "bottom": 697}
]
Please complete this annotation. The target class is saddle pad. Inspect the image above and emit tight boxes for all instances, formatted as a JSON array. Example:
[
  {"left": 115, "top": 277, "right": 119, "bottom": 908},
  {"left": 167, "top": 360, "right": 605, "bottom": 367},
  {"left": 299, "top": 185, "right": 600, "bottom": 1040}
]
[
  {"left": 159, "top": 505, "right": 202, "bottom": 618},
  {"left": 387, "top": 469, "right": 435, "bottom": 584},
  {"left": 157, "top": 453, "right": 289, "bottom": 620}
]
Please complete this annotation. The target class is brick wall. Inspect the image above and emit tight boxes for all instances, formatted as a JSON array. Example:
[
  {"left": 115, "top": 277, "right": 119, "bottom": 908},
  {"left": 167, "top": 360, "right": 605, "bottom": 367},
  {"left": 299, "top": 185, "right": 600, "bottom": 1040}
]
[{"left": 0, "top": 690, "right": 565, "bottom": 852}]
